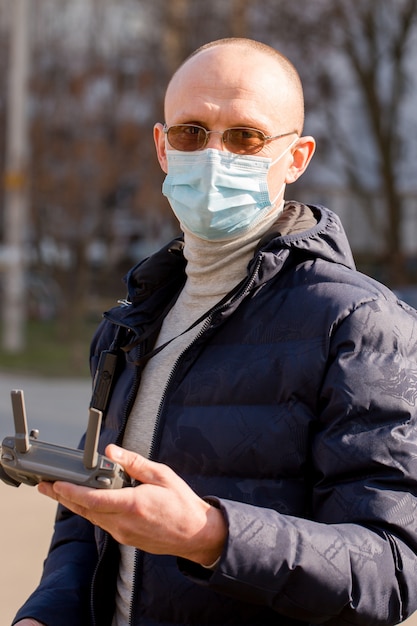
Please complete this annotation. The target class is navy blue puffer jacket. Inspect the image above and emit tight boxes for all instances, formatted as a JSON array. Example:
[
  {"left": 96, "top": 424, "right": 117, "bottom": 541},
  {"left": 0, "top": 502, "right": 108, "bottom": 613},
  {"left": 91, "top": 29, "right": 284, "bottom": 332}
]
[{"left": 14, "top": 204, "right": 417, "bottom": 626}]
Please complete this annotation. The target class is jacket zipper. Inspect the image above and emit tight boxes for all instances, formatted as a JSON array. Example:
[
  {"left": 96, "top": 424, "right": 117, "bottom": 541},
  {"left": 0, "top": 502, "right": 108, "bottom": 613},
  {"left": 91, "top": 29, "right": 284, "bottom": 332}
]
[{"left": 90, "top": 534, "right": 109, "bottom": 626}]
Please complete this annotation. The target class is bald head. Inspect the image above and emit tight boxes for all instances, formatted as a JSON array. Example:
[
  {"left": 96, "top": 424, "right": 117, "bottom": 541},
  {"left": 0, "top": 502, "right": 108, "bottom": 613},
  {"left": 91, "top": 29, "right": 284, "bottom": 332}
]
[
  {"left": 165, "top": 37, "right": 305, "bottom": 134},
  {"left": 155, "top": 37, "right": 315, "bottom": 189}
]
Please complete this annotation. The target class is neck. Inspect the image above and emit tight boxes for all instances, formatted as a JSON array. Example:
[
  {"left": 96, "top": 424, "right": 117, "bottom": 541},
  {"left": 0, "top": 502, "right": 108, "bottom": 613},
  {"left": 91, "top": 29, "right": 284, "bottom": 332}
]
[{"left": 182, "top": 201, "right": 284, "bottom": 301}]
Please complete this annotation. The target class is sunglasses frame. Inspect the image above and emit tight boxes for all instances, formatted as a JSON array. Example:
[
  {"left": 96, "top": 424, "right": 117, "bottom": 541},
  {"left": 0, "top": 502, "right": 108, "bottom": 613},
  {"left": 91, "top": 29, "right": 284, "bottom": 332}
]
[{"left": 163, "top": 124, "right": 297, "bottom": 155}]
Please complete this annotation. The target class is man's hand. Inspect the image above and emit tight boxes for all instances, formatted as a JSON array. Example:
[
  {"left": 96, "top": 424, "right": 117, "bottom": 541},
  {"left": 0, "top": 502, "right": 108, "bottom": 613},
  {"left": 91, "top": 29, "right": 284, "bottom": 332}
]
[{"left": 38, "top": 445, "right": 227, "bottom": 567}]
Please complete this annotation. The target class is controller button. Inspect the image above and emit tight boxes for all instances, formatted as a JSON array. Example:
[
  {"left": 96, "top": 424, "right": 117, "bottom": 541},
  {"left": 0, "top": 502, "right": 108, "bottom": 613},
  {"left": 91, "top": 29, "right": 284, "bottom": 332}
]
[{"left": 96, "top": 476, "right": 112, "bottom": 486}]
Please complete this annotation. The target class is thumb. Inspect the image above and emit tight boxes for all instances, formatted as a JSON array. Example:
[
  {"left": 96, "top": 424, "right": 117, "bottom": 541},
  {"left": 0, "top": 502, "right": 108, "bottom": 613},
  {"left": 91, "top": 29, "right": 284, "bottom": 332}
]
[{"left": 106, "top": 444, "right": 169, "bottom": 485}]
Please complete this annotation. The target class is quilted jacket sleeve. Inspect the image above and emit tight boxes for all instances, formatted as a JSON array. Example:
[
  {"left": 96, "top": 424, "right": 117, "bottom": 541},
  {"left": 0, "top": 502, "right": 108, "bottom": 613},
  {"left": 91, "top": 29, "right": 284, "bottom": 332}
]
[{"left": 182, "top": 296, "right": 417, "bottom": 625}]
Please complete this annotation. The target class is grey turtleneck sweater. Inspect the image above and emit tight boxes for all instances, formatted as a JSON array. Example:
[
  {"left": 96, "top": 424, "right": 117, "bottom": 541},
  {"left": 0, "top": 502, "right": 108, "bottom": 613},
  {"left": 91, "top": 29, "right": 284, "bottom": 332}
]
[{"left": 112, "top": 201, "right": 285, "bottom": 626}]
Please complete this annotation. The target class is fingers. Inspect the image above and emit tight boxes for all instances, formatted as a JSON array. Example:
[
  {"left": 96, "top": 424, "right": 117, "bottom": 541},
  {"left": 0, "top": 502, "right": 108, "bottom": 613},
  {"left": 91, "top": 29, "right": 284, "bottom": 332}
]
[
  {"left": 37, "top": 481, "right": 56, "bottom": 499},
  {"left": 106, "top": 444, "right": 174, "bottom": 486},
  {"left": 37, "top": 446, "right": 174, "bottom": 516},
  {"left": 36, "top": 446, "right": 182, "bottom": 534},
  {"left": 38, "top": 479, "right": 125, "bottom": 520}
]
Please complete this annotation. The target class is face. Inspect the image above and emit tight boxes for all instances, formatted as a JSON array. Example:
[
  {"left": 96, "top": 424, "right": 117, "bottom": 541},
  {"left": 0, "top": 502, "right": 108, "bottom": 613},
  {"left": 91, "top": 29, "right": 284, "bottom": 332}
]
[{"left": 154, "top": 45, "right": 315, "bottom": 203}]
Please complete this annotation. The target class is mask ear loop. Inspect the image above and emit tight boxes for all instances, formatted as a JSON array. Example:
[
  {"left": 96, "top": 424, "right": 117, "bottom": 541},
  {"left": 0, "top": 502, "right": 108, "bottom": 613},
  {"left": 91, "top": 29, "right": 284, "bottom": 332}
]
[
  {"left": 268, "top": 135, "right": 299, "bottom": 207},
  {"left": 270, "top": 182, "right": 286, "bottom": 208},
  {"left": 270, "top": 134, "right": 299, "bottom": 167}
]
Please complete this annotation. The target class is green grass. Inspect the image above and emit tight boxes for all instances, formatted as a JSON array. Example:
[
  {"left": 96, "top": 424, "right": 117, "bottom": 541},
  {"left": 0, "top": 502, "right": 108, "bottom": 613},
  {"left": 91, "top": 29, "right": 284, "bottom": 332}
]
[{"left": 0, "top": 319, "right": 98, "bottom": 378}]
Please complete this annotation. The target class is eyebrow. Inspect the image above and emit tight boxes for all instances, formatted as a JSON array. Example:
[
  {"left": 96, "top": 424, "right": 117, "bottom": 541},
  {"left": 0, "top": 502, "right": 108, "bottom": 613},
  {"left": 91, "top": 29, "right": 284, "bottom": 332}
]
[{"left": 171, "top": 119, "right": 273, "bottom": 133}]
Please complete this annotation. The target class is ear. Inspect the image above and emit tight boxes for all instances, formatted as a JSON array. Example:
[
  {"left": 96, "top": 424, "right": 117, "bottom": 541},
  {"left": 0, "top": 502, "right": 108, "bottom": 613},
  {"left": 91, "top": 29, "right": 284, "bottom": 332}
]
[
  {"left": 154, "top": 122, "right": 168, "bottom": 174},
  {"left": 285, "top": 136, "right": 316, "bottom": 184}
]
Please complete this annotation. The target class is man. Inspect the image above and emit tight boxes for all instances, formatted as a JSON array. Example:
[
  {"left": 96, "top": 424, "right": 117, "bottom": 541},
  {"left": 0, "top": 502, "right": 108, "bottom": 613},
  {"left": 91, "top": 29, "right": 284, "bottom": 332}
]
[{"left": 14, "top": 37, "right": 417, "bottom": 626}]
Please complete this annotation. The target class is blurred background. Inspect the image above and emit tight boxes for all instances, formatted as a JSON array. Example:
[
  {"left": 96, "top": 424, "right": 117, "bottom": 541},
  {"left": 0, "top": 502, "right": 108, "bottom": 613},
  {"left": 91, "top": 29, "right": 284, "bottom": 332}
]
[
  {"left": 1, "top": 3, "right": 417, "bottom": 623},
  {"left": 0, "top": 0, "right": 417, "bottom": 376}
]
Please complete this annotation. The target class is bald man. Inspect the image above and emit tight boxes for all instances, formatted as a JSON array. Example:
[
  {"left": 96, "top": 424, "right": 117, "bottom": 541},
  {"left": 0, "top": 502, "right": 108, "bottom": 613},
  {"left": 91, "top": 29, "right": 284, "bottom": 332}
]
[{"left": 14, "top": 38, "right": 417, "bottom": 626}]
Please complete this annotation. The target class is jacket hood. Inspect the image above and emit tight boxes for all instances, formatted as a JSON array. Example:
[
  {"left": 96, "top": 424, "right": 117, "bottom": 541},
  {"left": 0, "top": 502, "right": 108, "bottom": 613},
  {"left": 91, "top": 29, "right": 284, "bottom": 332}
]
[{"left": 257, "top": 202, "right": 355, "bottom": 270}]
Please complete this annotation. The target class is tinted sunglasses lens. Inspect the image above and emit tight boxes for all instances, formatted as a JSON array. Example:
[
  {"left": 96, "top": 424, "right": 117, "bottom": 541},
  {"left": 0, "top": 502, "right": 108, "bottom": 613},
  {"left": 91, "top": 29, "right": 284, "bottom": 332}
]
[
  {"left": 167, "top": 125, "right": 206, "bottom": 151},
  {"left": 225, "top": 128, "right": 265, "bottom": 154}
]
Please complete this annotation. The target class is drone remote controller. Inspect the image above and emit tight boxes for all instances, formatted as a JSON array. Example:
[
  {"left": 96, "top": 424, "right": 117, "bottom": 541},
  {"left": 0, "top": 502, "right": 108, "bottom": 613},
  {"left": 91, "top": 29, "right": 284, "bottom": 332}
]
[{"left": 0, "top": 389, "right": 130, "bottom": 489}]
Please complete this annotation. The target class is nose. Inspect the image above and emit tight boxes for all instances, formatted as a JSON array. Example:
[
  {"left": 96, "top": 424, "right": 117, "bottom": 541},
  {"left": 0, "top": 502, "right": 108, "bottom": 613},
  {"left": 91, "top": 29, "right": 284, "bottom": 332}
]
[{"left": 205, "top": 129, "right": 226, "bottom": 151}]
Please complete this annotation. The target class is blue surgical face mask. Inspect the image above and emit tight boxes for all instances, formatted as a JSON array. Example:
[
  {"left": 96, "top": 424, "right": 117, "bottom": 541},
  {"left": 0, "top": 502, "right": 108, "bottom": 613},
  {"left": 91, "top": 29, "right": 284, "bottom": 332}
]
[{"left": 162, "top": 138, "right": 298, "bottom": 241}]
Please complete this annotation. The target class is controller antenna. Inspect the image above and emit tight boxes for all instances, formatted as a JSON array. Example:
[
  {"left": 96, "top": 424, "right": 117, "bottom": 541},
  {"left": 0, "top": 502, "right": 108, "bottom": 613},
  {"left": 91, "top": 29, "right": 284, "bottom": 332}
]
[
  {"left": 83, "top": 408, "right": 102, "bottom": 469},
  {"left": 11, "top": 390, "right": 30, "bottom": 454}
]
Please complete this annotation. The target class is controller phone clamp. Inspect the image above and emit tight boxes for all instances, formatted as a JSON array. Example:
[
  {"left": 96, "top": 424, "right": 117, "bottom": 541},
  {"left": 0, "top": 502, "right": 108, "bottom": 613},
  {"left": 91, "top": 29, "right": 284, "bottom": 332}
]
[{"left": 0, "top": 389, "right": 130, "bottom": 489}]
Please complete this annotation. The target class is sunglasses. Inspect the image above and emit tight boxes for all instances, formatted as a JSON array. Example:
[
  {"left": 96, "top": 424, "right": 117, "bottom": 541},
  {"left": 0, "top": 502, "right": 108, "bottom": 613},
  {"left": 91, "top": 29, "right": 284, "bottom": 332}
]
[{"left": 163, "top": 124, "right": 297, "bottom": 155}]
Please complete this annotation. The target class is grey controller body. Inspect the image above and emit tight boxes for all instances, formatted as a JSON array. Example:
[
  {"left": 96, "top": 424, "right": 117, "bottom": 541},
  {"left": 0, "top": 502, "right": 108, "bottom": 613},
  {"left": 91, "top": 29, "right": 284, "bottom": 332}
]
[{"left": 0, "top": 389, "right": 130, "bottom": 489}]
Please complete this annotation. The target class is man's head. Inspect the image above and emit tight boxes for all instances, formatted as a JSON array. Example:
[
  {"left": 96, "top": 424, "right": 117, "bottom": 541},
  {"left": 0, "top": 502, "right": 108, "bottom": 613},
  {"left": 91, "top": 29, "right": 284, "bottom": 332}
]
[{"left": 154, "top": 38, "right": 315, "bottom": 238}]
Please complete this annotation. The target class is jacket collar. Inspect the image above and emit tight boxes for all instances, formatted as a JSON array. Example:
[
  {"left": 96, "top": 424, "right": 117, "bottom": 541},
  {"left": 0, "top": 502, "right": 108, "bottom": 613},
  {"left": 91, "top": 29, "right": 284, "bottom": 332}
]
[{"left": 105, "top": 203, "right": 355, "bottom": 332}]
